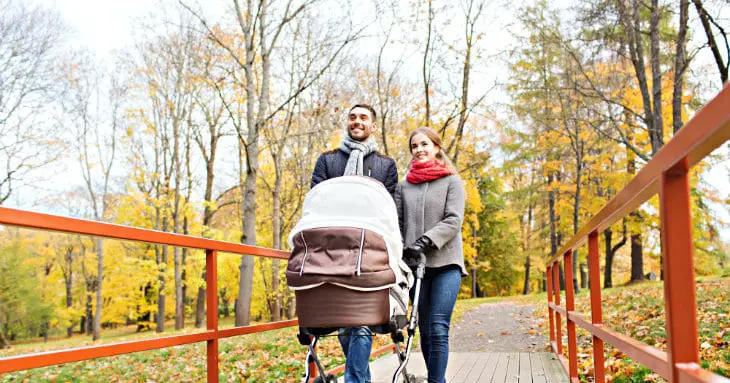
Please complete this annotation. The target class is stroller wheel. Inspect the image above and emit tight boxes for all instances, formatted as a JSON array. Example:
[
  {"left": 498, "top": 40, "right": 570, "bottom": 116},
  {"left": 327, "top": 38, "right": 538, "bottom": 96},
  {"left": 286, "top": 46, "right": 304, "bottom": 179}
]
[
  {"left": 403, "top": 373, "right": 427, "bottom": 383},
  {"left": 312, "top": 374, "right": 337, "bottom": 383}
]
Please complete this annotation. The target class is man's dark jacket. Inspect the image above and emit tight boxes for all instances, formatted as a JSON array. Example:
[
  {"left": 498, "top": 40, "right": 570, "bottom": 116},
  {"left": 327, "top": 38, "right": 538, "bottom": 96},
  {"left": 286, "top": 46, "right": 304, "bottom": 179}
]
[{"left": 311, "top": 149, "right": 398, "bottom": 197}]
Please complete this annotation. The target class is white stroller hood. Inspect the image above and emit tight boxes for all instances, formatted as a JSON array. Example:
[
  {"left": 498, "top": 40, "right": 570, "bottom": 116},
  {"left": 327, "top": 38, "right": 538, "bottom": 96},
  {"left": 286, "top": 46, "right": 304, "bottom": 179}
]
[{"left": 289, "top": 176, "right": 400, "bottom": 248}]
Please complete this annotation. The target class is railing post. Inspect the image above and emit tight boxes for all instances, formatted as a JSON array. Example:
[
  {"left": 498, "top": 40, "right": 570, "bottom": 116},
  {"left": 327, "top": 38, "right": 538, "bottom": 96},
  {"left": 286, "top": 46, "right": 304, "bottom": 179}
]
[
  {"left": 552, "top": 262, "right": 562, "bottom": 356},
  {"left": 547, "top": 265, "right": 555, "bottom": 346},
  {"left": 660, "top": 159, "right": 699, "bottom": 383},
  {"left": 564, "top": 250, "right": 578, "bottom": 382},
  {"left": 206, "top": 250, "right": 219, "bottom": 383},
  {"left": 588, "top": 231, "right": 605, "bottom": 383}
]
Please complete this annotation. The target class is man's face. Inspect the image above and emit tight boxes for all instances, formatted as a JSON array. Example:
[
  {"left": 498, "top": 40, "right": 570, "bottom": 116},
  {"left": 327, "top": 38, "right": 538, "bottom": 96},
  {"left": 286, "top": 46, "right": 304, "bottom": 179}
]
[{"left": 347, "top": 107, "right": 375, "bottom": 141}]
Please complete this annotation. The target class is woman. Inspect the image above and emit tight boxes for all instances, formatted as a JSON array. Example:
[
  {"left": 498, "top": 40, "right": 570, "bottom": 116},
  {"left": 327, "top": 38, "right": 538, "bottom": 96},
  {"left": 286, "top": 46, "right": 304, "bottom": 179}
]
[{"left": 394, "top": 127, "right": 466, "bottom": 383}]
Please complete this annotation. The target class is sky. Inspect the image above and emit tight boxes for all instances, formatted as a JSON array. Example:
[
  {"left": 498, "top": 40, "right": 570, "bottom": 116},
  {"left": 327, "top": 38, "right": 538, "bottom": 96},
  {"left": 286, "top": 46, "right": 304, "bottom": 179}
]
[
  {"left": 36, "top": 0, "right": 151, "bottom": 53},
  {"left": 22, "top": 0, "right": 730, "bottom": 243}
]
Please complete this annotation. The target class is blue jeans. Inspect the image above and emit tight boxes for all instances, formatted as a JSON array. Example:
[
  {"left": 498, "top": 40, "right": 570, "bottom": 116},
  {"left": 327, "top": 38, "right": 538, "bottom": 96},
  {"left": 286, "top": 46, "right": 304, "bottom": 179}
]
[
  {"left": 411, "top": 265, "right": 462, "bottom": 383},
  {"left": 338, "top": 326, "right": 372, "bottom": 383}
]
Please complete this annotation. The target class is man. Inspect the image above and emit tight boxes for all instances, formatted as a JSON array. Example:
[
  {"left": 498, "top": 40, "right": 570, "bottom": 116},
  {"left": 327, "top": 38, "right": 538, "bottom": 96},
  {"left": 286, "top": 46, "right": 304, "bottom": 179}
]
[
  {"left": 310, "top": 104, "right": 398, "bottom": 383},
  {"left": 311, "top": 104, "right": 398, "bottom": 195}
]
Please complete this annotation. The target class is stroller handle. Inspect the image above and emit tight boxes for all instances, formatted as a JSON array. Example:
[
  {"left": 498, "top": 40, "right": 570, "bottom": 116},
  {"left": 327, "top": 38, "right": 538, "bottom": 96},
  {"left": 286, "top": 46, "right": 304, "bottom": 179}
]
[
  {"left": 404, "top": 251, "right": 427, "bottom": 279},
  {"left": 414, "top": 253, "right": 426, "bottom": 279}
]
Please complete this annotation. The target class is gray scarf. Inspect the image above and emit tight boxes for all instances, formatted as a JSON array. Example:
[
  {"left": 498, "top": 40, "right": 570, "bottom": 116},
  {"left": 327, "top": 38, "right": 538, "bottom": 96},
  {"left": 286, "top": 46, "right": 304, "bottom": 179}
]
[{"left": 340, "top": 134, "right": 378, "bottom": 176}]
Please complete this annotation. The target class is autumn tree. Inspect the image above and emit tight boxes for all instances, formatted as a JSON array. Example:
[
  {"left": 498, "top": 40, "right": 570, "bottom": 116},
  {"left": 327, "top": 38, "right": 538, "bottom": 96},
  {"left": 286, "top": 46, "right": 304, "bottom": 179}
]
[
  {"left": 0, "top": 235, "right": 54, "bottom": 348},
  {"left": 182, "top": 0, "right": 364, "bottom": 326},
  {"left": 127, "top": 18, "right": 198, "bottom": 331},
  {"left": 59, "top": 50, "right": 127, "bottom": 340},
  {"left": 0, "top": 0, "right": 66, "bottom": 205},
  {"left": 189, "top": 37, "right": 233, "bottom": 328}
]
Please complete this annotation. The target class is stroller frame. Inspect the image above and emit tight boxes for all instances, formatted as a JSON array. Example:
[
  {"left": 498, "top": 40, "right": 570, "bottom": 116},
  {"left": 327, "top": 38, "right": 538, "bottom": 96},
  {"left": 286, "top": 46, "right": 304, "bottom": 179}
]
[{"left": 299, "top": 254, "right": 426, "bottom": 383}]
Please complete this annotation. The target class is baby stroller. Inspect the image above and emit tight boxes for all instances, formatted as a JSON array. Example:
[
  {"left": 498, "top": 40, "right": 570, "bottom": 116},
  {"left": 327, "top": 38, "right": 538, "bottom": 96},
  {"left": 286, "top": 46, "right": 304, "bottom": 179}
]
[{"left": 286, "top": 176, "right": 426, "bottom": 383}]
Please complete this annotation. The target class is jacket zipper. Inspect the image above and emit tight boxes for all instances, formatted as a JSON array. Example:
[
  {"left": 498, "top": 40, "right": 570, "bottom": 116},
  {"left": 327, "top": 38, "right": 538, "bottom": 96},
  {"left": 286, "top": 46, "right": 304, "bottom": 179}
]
[
  {"left": 356, "top": 229, "right": 365, "bottom": 276},
  {"left": 299, "top": 232, "right": 309, "bottom": 276}
]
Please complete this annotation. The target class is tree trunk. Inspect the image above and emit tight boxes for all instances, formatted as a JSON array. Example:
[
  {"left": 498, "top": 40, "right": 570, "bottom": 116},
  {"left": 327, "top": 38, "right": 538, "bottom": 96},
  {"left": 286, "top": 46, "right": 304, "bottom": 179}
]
[
  {"left": 181, "top": 113, "right": 194, "bottom": 330},
  {"left": 548, "top": 173, "right": 559, "bottom": 259},
  {"left": 448, "top": 0, "right": 482, "bottom": 165},
  {"left": 627, "top": 147, "right": 643, "bottom": 283},
  {"left": 93, "top": 238, "right": 103, "bottom": 340},
  {"left": 660, "top": 255, "right": 665, "bottom": 281},
  {"left": 235, "top": 0, "right": 265, "bottom": 328},
  {"left": 572, "top": 250, "right": 580, "bottom": 293},
  {"left": 271, "top": 161, "right": 282, "bottom": 322},
  {"left": 66, "top": 277, "right": 74, "bottom": 338},
  {"left": 181, "top": 240, "right": 188, "bottom": 329},
  {"left": 472, "top": 267, "right": 479, "bottom": 298},
  {"left": 174, "top": 244, "right": 183, "bottom": 330},
  {"left": 157, "top": 242, "right": 167, "bottom": 333},
  {"left": 194, "top": 119, "right": 219, "bottom": 328},
  {"left": 604, "top": 229, "right": 614, "bottom": 288},
  {"left": 422, "top": 0, "right": 433, "bottom": 128},
  {"left": 691, "top": 0, "right": 728, "bottom": 84},
  {"left": 649, "top": 0, "right": 664, "bottom": 155},
  {"left": 618, "top": 0, "right": 655, "bottom": 149},
  {"left": 630, "top": 233, "right": 644, "bottom": 282},
  {"left": 522, "top": 255, "right": 531, "bottom": 295},
  {"left": 0, "top": 304, "right": 9, "bottom": 348},
  {"left": 195, "top": 285, "right": 206, "bottom": 328},
  {"left": 236, "top": 144, "right": 258, "bottom": 326},
  {"left": 173, "top": 116, "right": 184, "bottom": 331},
  {"left": 0, "top": 326, "right": 8, "bottom": 349},
  {"left": 547, "top": 172, "right": 564, "bottom": 289},
  {"left": 65, "top": 247, "right": 74, "bottom": 338},
  {"left": 85, "top": 288, "right": 93, "bottom": 336},
  {"left": 220, "top": 290, "right": 229, "bottom": 317},
  {"left": 375, "top": 25, "right": 392, "bottom": 157},
  {"left": 286, "top": 296, "right": 296, "bottom": 319},
  {"left": 579, "top": 263, "right": 587, "bottom": 289},
  {"left": 673, "top": 0, "right": 689, "bottom": 134},
  {"left": 137, "top": 283, "right": 152, "bottom": 332},
  {"left": 572, "top": 153, "right": 582, "bottom": 293}
]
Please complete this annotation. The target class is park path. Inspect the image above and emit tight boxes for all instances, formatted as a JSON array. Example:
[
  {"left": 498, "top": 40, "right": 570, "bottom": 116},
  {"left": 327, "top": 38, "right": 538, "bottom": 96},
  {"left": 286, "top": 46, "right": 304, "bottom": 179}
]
[{"left": 449, "top": 301, "right": 547, "bottom": 352}]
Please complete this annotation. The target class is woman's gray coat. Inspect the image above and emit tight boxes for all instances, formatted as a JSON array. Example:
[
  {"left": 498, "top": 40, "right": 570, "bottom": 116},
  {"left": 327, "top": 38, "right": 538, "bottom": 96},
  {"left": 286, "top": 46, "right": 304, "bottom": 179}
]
[{"left": 394, "top": 174, "right": 467, "bottom": 276}]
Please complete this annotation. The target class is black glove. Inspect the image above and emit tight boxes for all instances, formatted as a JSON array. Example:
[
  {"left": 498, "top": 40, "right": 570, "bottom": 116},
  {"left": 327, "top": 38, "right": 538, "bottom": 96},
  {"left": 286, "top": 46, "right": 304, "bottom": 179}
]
[{"left": 403, "top": 236, "right": 433, "bottom": 267}]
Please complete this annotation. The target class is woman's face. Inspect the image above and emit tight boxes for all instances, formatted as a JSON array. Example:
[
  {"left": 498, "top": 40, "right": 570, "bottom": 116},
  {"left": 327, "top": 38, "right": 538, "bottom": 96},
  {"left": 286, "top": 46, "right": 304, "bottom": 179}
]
[{"left": 410, "top": 132, "right": 439, "bottom": 162}]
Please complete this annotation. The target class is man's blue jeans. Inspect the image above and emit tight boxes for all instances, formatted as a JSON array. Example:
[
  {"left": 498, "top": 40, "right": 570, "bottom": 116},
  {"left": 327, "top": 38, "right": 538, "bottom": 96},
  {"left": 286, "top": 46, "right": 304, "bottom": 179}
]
[
  {"left": 412, "top": 265, "right": 462, "bottom": 383},
  {"left": 338, "top": 326, "right": 372, "bottom": 383}
]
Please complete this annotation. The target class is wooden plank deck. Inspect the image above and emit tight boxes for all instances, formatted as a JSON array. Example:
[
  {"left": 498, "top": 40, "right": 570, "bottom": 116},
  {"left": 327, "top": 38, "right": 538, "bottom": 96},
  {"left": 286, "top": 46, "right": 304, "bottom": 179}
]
[{"left": 356, "top": 352, "right": 568, "bottom": 383}]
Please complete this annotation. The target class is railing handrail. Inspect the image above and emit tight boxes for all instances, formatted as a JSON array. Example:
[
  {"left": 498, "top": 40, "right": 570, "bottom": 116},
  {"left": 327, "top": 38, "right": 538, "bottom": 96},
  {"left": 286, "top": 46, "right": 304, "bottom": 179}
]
[
  {"left": 545, "top": 82, "right": 730, "bottom": 383},
  {"left": 0, "top": 206, "right": 289, "bottom": 259},
  {"left": 0, "top": 206, "right": 395, "bottom": 382}
]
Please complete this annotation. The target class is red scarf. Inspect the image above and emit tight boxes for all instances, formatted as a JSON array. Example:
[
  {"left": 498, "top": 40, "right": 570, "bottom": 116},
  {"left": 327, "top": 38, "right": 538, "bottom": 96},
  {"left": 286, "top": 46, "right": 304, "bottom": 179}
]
[{"left": 406, "top": 159, "right": 454, "bottom": 184}]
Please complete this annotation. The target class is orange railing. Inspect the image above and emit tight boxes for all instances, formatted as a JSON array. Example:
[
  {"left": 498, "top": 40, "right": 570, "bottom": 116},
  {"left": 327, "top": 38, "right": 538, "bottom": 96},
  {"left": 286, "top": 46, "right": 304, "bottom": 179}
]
[
  {"left": 545, "top": 83, "right": 730, "bottom": 383},
  {"left": 0, "top": 206, "right": 394, "bottom": 382}
]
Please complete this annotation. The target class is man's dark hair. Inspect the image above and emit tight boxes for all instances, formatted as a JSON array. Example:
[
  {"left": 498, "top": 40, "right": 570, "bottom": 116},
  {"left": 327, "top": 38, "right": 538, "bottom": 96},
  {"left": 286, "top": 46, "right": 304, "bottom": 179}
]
[{"left": 349, "top": 104, "right": 377, "bottom": 121}]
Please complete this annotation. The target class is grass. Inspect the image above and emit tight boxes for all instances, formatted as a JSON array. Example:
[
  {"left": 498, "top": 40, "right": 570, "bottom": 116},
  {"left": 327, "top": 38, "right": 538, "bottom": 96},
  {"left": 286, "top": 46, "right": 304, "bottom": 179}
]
[{"left": 533, "top": 278, "right": 730, "bottom": 382}]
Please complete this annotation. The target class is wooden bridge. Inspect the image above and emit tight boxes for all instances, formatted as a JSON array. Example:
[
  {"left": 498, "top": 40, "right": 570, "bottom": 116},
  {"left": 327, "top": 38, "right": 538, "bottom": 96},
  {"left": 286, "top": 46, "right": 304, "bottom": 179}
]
[
  {"left": 0, "top": 84, "right": 729, "bottom": 382},
  {"left": 368, "top": 352, "right": 568, "bottom": 383}
]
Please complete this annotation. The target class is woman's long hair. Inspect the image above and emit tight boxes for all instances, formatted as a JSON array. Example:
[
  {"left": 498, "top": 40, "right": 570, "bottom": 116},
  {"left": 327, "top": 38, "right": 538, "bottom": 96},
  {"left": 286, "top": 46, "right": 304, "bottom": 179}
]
[{"left": 407, "top": 127, "right": 459, "bottom": 175}]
